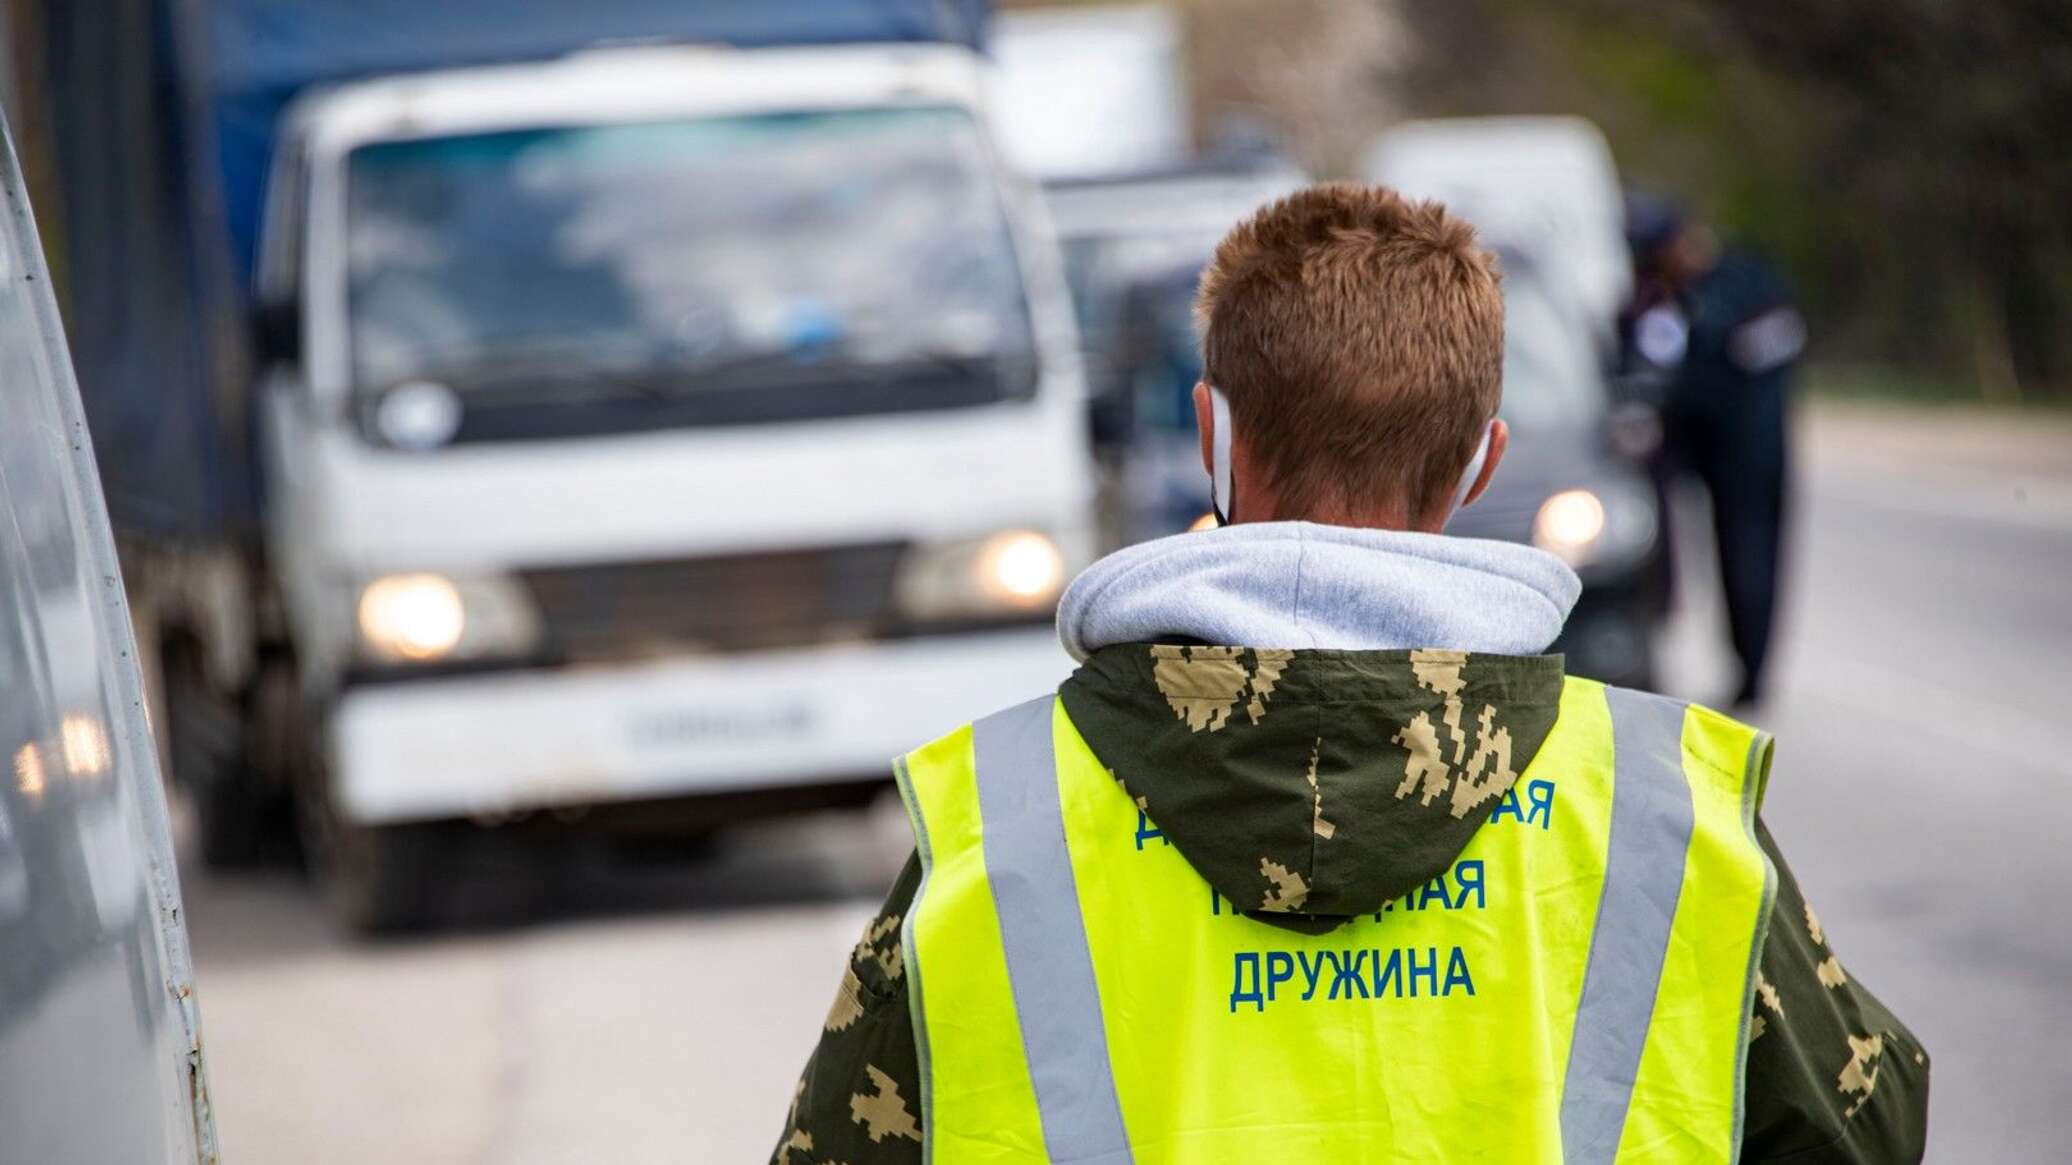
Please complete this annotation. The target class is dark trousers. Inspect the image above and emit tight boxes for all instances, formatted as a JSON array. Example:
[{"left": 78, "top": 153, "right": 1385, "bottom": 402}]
[{"left": 1664, "top": 381, "right": 1789, "bottom": 699}]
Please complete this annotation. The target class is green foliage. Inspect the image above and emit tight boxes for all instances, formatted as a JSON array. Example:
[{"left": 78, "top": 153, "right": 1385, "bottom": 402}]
[{"left": 1397, "top": 0, "right": 2072, "bottom": 403}]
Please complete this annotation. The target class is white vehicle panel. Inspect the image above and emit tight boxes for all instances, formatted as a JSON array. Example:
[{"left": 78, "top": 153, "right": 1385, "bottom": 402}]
[
  {"left": 992, "top": 5, "right": 1189, "bottom": 181},
  {"left": 302, "top": 391, "right": 1092, "bottom": 573},
  {"left": 0, "top": 114, "right": 214, "bottom": 1161},
  {"left": 333, "top": 628, "right": 1072, "bottom": 823}
]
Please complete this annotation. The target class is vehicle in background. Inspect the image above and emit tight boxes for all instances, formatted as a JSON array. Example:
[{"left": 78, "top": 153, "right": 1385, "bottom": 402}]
[
  {"left": 19, "top": 0, "right": 1095, "bottom": 931},
  {"left": 991, "top": 3, "right": 1191, "bottom": 182},
  {"left": 992, "top": 2, "right": 1310, "bottom": 546},
  {"left": 1450, "top": 247, "right": 1665, "bottom": 689},
  {"left": 1367, "top": 117, "right": 1666, "bottom": 689},
  {"left": 0, "top": 110, "right": 215, "bottom": 1162},
  {"left": 264, "top": 43, "right": 1090, "bottom": 929},
  {"left": 1045, "top": 161, "right": 1309, "bottom": 545}
]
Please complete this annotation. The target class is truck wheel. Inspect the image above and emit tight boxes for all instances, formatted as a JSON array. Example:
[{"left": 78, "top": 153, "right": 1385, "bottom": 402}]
[
  {"left": 162, "top": 640, "right": 267, "bottom": 868},
  {"left": 194, "top": 774, "right": 267, "bottom": 869},
  {"left": 320, "top": 819, "right": 443, "bottom": 935},
  {"left": 298, "top": 759, "right": 444, "bottom": 934}
]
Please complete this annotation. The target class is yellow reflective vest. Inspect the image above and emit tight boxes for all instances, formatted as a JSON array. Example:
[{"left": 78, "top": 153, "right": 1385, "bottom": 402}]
[{"left": 896, "top": 676, "right": 1776, "bottom": 1164}]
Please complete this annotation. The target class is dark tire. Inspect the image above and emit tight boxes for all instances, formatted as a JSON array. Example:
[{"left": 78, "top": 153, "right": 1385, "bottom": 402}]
[
  {"left": 296, "top": 745, "right": 445, "bottom": 935},
  {"left": 162, "top": 640, "right": 271, "bottom": 868},
  {"left": 319, "top": 819, "right": 444, "bottom": 935},
  {"left": 193, "top": 773, "right": 268, "bottom": 869}
]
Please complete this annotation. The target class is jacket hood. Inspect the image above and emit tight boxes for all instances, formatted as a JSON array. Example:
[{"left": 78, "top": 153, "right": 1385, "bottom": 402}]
[
  {"left": 1054, "top": 524, "right": 1578, "bottom": 933},
  {"left": 1059, "top": 521, "right": 1580, "bottom": 661}
]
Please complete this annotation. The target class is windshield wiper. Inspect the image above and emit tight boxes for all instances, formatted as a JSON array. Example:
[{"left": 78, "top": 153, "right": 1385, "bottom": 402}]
[
  {"left": 374, "top": 344, "right": 1030, "bottom": 409},
  {"left": 374, "top": 351, "right": 682, "bottom": 405},
  {"left": 847, "top": 347, "right": 1038, "bottom": 393},
  {"left": 670, "top": 349, "right": 843, "bottom": 386},
  {"left": 628, "top": 348, "right": 1005, "bottom": 396}
]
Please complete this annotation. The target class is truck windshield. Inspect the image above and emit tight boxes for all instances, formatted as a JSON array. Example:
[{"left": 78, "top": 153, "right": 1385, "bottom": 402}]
[{"left": 344, "top": 106, "right": 1037, "bottom": 439}]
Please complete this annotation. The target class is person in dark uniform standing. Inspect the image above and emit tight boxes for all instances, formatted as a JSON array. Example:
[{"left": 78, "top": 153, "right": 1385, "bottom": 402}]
[{"left": 1623, "top": 195, "right": 1805, "bottom": 707}]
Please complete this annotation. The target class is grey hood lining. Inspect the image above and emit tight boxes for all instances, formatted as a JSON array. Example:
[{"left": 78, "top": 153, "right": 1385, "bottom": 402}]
[{"left": 1059, "top": 521, "right": 1581, "bottom": 660}]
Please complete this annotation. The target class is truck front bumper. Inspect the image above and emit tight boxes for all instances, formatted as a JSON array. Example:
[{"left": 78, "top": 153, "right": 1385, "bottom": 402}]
[{"left": 330, "top": 629, "right": 1072, "bottom": 825}]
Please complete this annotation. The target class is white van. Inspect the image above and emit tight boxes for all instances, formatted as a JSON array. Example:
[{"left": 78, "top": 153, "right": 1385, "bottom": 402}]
[{"left": 252, "top": 44, "right": 1093, "bottom": 925}]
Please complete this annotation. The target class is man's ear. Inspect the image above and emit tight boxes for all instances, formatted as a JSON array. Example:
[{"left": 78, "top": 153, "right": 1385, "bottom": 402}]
[
  {"left": 1460, "top": 419, "right": 1509, "bottom": 509},
  {"left": 1193, "top": 381, "right": 1215, "bottom": 479}
]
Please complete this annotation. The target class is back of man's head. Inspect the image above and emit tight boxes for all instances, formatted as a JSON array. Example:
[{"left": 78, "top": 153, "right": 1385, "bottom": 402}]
[{"left": 1195, "top": 183, "right": 1505, "bottom": 525}]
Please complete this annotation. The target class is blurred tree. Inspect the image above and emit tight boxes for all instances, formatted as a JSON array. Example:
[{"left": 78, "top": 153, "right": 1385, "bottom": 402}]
[
  {"left": 1397, "top": 0, "right": 2072, "bottom": 401},
  {"left": 997, "top": 0, "right": 1409, "bottom": 176},
  {"left": 1173, "top": 0, "right": 1405, "bottom": 175}
]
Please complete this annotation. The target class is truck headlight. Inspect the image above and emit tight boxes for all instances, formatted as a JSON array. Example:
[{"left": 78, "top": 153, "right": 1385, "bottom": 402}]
[
  {"left": 897, "top": 529, "right": 1068, "bottom": 621},
  {"left": 356, "top": 572, "right": 539, "bottom": 664},
  {"left": 977, "top": 531, "right": 1065, "bottom": 603},
  {"left": 1532, "top": 479, "right": 1658, "bottom": 570}
]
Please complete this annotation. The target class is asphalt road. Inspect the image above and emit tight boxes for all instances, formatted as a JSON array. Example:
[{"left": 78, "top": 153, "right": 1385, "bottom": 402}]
[{"left": 180, "top": 402, "right": 2072, "bottom": 1163}]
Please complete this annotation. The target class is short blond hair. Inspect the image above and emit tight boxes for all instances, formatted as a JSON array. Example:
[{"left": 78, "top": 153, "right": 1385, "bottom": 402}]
[{"left": 1195, "top": 182, "right": 1505, "bottom": 521}]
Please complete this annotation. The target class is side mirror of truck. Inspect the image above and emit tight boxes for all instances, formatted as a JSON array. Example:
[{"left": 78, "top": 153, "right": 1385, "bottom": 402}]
[{"left": 252, "top": 299, "right": 301, "bottom": 367}]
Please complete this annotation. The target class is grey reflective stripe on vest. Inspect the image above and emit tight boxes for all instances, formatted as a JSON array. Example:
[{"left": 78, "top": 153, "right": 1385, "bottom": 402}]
[
  {"left": 971, "top": 696, "right": 1135, "bottom": 1164},
  {"left": 1561, "top": 687, "right": 1698, "bottom": 1163}
]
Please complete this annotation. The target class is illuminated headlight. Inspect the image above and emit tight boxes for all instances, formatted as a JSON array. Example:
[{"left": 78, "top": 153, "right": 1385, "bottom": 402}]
[
  {"left": 978, "top": 531, "right": 1066, "bottom": 602},
  {"left": 1532, "top": 479, "right": 1659, "bottom": 570},
  {"left": 356, "top": 572, "right": 540, "bottom": 664},
  {"left": 897, "top": 530, "right": 1070, "bottom": 622},
  {"left": 1533, "top": 490, "right": 1606, "bottom": 561}
]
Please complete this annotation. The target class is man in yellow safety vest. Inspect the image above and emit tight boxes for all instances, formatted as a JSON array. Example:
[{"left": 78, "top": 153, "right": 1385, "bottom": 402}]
[{"left": 774, "top": 184, "right": 1927, "bottom": 1164}]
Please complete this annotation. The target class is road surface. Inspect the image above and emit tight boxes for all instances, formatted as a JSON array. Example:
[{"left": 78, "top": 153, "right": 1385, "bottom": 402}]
[{"left": 180, "top": 402, "right": 2072, "bottom": 1162}]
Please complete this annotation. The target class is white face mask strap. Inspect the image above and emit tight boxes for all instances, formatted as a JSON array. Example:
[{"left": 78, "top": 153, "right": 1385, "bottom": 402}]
[
  {"left": 1209, "top": 385, "right": 1235, "bottom": 525},
  {"left": 1448, "top": 420, "right": 1496, "bottom": 519}
]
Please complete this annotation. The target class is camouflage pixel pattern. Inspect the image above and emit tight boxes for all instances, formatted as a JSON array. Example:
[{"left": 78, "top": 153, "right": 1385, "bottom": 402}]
[{"left": 774, "top": 874, "right": 922, "bottom": 1165}]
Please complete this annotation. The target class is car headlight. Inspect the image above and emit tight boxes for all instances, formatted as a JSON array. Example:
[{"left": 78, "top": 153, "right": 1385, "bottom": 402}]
[
  {"left": 896, "top": 529, "right": 1069, "bottom": 622},
  {"left": 356, "top": 571, "right": 540, "bottom": 664},
  {"left": 1532, "top": 479, "right": 1659, "bottom": 570}
]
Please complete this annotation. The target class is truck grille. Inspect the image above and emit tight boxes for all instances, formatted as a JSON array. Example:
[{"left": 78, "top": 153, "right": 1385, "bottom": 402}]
[{"left": 518, "top": 542, "right": 908, "bottom": 660}]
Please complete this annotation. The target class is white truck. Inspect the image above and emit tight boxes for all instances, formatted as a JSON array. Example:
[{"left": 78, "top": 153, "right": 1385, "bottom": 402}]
[
  {"left": 31, "top": 4, "right": 1091, "bottom": 930},
  {"left": 262, "top": 44, "right": 1090, "bottom": 925}
]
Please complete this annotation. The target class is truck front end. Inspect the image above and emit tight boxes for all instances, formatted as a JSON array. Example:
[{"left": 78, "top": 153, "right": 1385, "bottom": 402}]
[{"left": 256, "top": 45, "right": 1092, "bottom": 922}]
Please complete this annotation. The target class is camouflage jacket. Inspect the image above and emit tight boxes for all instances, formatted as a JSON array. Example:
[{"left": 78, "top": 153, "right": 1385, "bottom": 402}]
[{"left": 773, "top": 648, "right": 1929, "bottom": 1163}]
